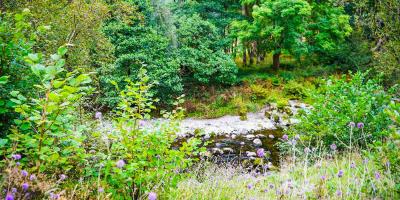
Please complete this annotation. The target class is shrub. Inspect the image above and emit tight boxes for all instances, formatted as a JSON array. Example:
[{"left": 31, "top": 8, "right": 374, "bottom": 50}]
[
  {"left": 91, "top": 69, "right": 203, "bottom": 198},
  {"left": 283, "top": 80, "right": 308, "bottom": 99},
  {"left": 3, "top": 47, "right": 92, "bottom": 173},
  {"left": 286, "top": 72, "right": 394, "bottom": 150}
]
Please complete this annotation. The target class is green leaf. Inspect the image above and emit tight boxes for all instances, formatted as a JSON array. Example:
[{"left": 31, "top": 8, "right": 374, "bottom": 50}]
[
  {"left": 57, "top": 46, "right": 68, "bottom": 56},
  {"left": 10, "top": 91, "right": 20, "bottom": 97},
  {"left": 0, "top": 76, "right": 9, "bottom": 85},
  {"left": 31, "top": 64, "right": 45, "bottom": 77}
]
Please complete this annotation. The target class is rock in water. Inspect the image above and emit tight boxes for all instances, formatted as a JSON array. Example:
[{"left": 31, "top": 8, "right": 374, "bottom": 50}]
[{"left": 253, "top": 138, "right": 262, "bottom": 146}]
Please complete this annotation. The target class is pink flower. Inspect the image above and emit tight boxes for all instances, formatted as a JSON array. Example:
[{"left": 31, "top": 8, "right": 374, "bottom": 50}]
[
  {"left": 257, "top": 148, "right": 265, "bottom": 158},
  {"left": 148, "top": 192, "right": 157, "bottom": 200},
  {"left": 116, "top": 160, "right": 125, "bottom": 168}
]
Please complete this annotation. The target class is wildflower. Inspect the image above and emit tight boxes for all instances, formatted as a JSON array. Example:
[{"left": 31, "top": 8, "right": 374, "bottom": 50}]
[
  {"left": 50, "top": 193, "right": 60, "bottom": 200},
  {"left": 269, "top": 183, "right": 274, "bottom": 189},
  {"left": 351, "top": 162, "right": 356, "bottom": 168},
  {"left": 385, "top": 161, "right": 390, "bottom": 168},
  {"left": 16, "top": 162, "right": 20, "bottom": 166},
  {"left": 268, "top": 134, "right": 274, "bottom": 139},
  {"left": 148, "top": 192, "right": 157, "bottom": 200},
  {"left": 348, "top": 122, "right": 355, "bottom": 127},
  {"left": 98, "top": 187, "right": 104, "bottom": 193},
  {"left": 247, "top": 184, "right": 253, "bottom": 189},
  {"left": 363, "top": 159, "right": 369, "bottom": 164},
  {"left": 336, "top": 190, "right": 342, "bottom": 196},
  {"left": 11, "top": 188, "right": 17, "bottom": 193},
  {"left": 321, "top": 175, "right": 326, "bottom": 181},
  {"left": 12, "top": 154, "right": 21, "bottom": 160},
  {"left": 330, "top": 143, "right": 337, "bottom": 151},
  {"left": 21, "top": 170, "right": 28, "bottom": 177},
  {"left": 374, "top": 171, "right": 381, "bottom": 180},
  {"left": 59, "top": 174, "right": 67, "bottom": 181},
  {"left": 5, "top": 193, "right": 14, "bottom": 200},
  {"left": 357, "top": 122, "right": 364, "bottom": 129},
  {"left": 282, "top": 134, "right": 288, "bottom": 140},
  {"left": 116, "top": 160, "right": 125, "bottom": 168},
  {"left": 256, "top": 148, "right": 265, "bottom": 158},
  {"left": 290, "top": 139, "right": 297, "bottom": 146},
  {"left": 304, "top": 147, "right": 311, "bottom": 154},
  {"left": 294, "top": 134, "right": 300, "bottom": 140},
  {"left": 22, "top": 183, "right": 29, "bottom": 191},
  {"left": 29, "top": 174, "right": 36, "bottom": 181},
  {"left": 337, "top": 170, "right": 344, "bottom": 178},
  {"left": 139, "top": 121, "right": 145, "bottom": 127},
  {"left": 95, "top": 111, "right": 102, "bottom": 120}
]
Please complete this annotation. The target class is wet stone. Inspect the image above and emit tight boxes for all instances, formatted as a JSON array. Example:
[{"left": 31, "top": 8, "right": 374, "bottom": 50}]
[{"left": 253, "top": 138, "right": 262, "bottom": 146}]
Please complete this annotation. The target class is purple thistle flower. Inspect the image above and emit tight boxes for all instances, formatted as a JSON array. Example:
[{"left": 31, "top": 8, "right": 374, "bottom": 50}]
[
  {"left": 59, "top": 174, "right": 67, "bottom": 181},
  {"left": 22, "top": 183, "right": 29, "bottom": 191},
  {"left": 351, "top": 162, "right": 356, "bottom": 168},
  {"left": 95, "top": 111, "right": 102, "bottom": 120},
  {"left": 257, "top": 148, "right": 265, "bottom": 158},
  {"left": 29, "top": 174, "right": 36, "bottom": 181},
  {"left": 15, "top": 162, "right": 20, "bottom": 166},
  {"left": 321, "top": 175, "right": 326, "bottom": 181},
  {"left": 269, "top": 183, "right": 274, "bottom": 189},
  {"left": 282, "top": 134, "right": 288, "bottom": 140},
  {"left": 336, "top": 190, "right": 342, "bottom": 196},
  {"left": 11, "top": 188, "right": 17, "bottom": 193},
  {"left": 374, "top": 171, "right": 381, "bottom": 180},
  {"left": 21, "top": 170, "right": 28, "bottom": 177},
  {"left": 290, "top": 139, "right": 297, "bottom": 146},
  {"left": 363, "top": 159, "right": 369, "bottom": 165},
  {"left": 50, "top": 193, "right": 60, "bottom": 200},
  {"left": 385, "top": 161, "right": 390, "bottom": 168},
  {"left": 247, "top": 184, "right": 253, "bottom": 189},
  {"left": 330, "top": 143, "right": 337, "bottom": 151},
  {"left": 294, "top": 134, "right": 300, "bottom": 140},
  {"left": 148, "top": 192, "right": 157, "bottom": 200},
  {"left": 263, "top": 189, "right": 268, "bottom": 193},
  {"left": 98, "top": 187, "right": 104, "bottom": 193},
  {"left": 348, "top": 122, "right": 355, "bottom": 127},
  {"left": 357, "top": 122, "right": 364, "bottom": 129},
  {"left": 5, "top": 193, "right": 14, "bottom": 200},
  {"left": 139, "top": 121, "right": 145, "bottom": 127},
  {"left": 116, "top": 160, "right": 125, "bottom": 168},
  {"left": 337, "top": 170, "right": 344, "bottom": 178},
  {"left": 12, "top": 154, "right": 21, "bottom": 160},
  {"left": 268, "top": 134, "right": 275, "bottom": 139}
]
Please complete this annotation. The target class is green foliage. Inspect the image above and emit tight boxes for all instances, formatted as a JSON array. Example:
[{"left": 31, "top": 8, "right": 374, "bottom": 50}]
[
  {"left": 176, "top": 14, "right": 238, "bottom": 85},
  {"left": 100, "top": 1, "right": 239, "bottom": 106},
  {"left": 287, "top": 72, "right": 394, "bottom": 150},
  {"left": 92, "top": 69, "right": 203, "bottom": 198},
  {"left": 368, "top": 101, "right": 400, "bottom": 191},
  {"left": 283, "top": 80, "right": 308, "bottom": 99},
  {"left": 5, "top": 47, "right": 92, "bottom": 172},
  {"left": 0, "top": 10, "right": 38, "bottom": 133}
]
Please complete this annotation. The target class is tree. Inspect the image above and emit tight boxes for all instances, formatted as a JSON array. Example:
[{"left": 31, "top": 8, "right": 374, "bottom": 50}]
[
  {"left": 253, "top": 0, "right": 312, "bottom": 69},
  {"left": 232, "top": 0, "right": 352, "bottom": 69}
]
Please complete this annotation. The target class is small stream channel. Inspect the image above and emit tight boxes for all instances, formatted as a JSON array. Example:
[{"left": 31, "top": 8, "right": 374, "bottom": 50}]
[{"left": 175, "top": 129, "right": 284, "bottom": 167}]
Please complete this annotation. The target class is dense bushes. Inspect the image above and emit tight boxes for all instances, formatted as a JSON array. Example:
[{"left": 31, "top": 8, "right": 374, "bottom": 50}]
[{"left": 286, "top": 72, "right": 395, "bottom": 150}]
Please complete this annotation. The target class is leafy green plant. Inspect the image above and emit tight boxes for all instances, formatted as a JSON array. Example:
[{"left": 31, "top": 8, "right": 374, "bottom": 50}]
[
  {"left": 286, "top": 72, "right": 394, "bottom": 150},
  {"left": 283, "top": 80, "right": 308, "bottom": 99},
  {"left": 5, "top": 46, "right": 92, "bottom": 173},
  {"left": 94, "top": 69, "right": 203, "bottom": 198}
]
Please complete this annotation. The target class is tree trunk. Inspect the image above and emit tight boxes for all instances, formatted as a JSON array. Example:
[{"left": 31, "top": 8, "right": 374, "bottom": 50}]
[
  {"left": 273, "top": 52, "right": 280, "bottom": 70},
  {"left": 242, "top": 47, "right": 247, "bottom": 67}
]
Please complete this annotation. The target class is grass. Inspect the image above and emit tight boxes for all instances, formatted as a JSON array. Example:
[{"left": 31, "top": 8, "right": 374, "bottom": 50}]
[{"left": 166, "top": 151, "right": 398, "bottom": 199}]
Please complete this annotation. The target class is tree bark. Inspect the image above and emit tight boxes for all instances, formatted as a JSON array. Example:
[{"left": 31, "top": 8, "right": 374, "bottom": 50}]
[
  {"left": 273, "top": 52, "right": 280, "bottom": 70},
  {"left": 242, "top": 46, "right": 247, "bottom": 67}
]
